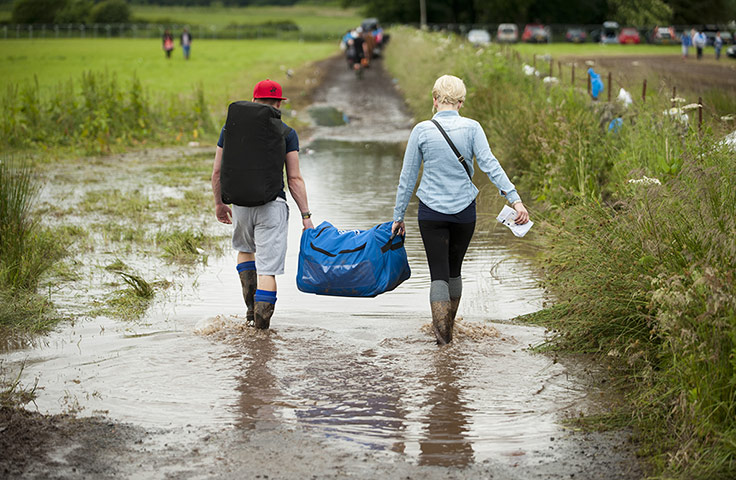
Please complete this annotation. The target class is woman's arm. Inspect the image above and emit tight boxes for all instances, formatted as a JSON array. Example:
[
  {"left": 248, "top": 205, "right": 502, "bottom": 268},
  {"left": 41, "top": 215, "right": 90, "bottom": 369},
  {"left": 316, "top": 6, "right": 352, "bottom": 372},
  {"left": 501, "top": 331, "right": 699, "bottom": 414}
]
[{"left": 392, "top": 126, "right": 423, "bottom": 223}]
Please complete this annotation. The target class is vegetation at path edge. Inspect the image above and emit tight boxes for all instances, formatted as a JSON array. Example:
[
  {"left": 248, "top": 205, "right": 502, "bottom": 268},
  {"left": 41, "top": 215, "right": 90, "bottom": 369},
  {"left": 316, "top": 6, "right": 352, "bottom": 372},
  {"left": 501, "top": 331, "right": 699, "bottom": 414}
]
[{"left": 384, "top": 27, "right": 736, "bottom": 478}]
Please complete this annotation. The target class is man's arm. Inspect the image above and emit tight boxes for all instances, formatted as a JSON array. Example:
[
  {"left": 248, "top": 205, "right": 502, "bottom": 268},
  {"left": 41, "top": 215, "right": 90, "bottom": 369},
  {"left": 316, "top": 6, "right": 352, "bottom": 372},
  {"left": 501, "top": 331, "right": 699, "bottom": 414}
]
[
  {"left": 285, "top": 150, "right": 313, "bottom": 230},
  {"left": 212, "top": 146, "right": 232, "bottom": 224}
]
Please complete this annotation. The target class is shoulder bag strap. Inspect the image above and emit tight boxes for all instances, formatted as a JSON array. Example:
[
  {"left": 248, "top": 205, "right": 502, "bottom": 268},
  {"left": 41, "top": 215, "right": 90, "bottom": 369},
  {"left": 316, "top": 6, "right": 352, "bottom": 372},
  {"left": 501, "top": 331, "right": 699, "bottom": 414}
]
[{"left": 430, "top": 119, "right": 472, "bottom": 179}]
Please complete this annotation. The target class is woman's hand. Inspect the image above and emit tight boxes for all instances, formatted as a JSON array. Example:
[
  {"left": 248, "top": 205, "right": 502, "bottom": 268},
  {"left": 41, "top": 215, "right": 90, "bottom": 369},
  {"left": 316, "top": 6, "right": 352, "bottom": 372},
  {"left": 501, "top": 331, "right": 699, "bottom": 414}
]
[
  {"left": 513, "top": 202, "right": 529, "bottom": 224},
  {"left": 391, "top": 221, "right": 405, "bottom": 236}
]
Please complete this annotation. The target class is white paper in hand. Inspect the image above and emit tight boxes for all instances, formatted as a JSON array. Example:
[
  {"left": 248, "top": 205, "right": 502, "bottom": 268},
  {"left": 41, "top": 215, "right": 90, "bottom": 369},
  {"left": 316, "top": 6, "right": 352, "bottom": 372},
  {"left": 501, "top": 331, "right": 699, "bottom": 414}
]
[{"left": 496, "top": 205, "right": 533, "bottom": 237}]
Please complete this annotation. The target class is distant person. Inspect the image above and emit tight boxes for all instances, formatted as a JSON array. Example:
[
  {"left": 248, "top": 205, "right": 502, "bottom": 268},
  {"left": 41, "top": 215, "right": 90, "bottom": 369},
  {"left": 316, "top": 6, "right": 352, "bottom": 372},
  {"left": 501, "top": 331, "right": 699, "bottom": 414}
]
[
  {"left": 211, "top": 79, "right": 314, "bottom": 330},
  {"left": 714, "top": 32, "right": 723, "bottom": 60},
  {"left": 391, "top": 75, "right": 529, "bottom": 345},
  {"left": 693, "top": 30, "right": 707, "bottom": 60},
  {"left": 162, "top": 29, "right": 174, "bottom": 59},
  {"left": 681, "top": 30, "right": 691, "bottom": 58},
  {"left": 345, "top": 30, "right": 365, "bottom": 73},
  {"left": 181, "top": 27, "right": 193, "bottom": 60}
]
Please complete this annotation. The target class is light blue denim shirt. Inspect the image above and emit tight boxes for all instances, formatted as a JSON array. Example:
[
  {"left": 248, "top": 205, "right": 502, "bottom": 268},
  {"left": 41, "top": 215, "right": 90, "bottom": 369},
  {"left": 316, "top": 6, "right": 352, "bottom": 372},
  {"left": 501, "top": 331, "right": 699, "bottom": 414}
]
[{"left": 393, "top": 110, "right": 521, "bottom": 222}]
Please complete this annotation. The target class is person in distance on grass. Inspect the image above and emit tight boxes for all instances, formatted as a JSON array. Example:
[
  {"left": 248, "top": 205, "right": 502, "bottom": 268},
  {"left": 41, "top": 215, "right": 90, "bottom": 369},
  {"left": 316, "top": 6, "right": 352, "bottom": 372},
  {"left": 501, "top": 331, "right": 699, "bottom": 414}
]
[
  {"left": 391, "top": 74, "right": 529, "bottom": 346},
  {"left": 181, "top": 27, "right": 193, "bottom": 60},
  {"left": 162, "top": 29, "right": 174, "bottom": 59},
  {"left": 211, "top": 79, "right": 314, "bottom": 330}
]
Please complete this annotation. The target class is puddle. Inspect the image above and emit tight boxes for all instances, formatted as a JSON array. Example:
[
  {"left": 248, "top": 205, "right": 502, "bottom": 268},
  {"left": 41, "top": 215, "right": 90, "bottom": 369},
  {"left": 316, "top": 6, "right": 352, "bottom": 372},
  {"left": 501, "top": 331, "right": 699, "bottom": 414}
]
[{"left": 308, "top": 105, "right": 349, "bottom": 126}]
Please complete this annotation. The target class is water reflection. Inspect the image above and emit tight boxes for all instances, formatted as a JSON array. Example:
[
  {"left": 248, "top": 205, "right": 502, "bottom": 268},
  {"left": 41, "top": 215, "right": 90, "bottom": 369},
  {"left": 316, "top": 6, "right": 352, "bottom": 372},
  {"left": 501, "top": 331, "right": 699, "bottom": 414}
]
[
  {"left": 234, "top": 332, "right": 279, "bottom": 430},
  {"left": 418, "top": 349, "right": 474, "bottom": 467}
]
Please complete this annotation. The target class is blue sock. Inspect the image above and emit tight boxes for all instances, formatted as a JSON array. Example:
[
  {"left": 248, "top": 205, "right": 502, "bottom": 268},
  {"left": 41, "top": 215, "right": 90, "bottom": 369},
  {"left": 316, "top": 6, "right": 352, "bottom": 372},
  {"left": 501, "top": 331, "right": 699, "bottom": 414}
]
[
  {"left": 236, "top": 261, "right": 256, "bottom": 273},
  {"left": 254, "top": 289, "right": 277, "bottom": 304}
]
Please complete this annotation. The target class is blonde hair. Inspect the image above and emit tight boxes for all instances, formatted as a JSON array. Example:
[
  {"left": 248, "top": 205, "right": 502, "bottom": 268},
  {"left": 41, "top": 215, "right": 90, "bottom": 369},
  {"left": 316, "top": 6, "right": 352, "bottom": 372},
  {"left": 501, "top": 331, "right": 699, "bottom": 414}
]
[{"left": 432, "top": 75, "right": 466, "bottom": 106}]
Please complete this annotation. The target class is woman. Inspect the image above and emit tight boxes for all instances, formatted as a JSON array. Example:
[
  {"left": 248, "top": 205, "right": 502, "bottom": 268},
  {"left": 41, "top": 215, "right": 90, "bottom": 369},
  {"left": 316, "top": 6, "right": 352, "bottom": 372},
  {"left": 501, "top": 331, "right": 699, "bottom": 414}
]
[{"left": 392, "top": 75, "right": 529, "bottom": 345}]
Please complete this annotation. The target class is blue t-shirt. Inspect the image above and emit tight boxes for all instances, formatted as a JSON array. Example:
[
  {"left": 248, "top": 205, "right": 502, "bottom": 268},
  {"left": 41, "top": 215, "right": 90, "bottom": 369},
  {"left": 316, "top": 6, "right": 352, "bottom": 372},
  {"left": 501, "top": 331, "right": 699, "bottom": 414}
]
[{"left": 217, "top": 123, "right": 299, "bottom": 201}]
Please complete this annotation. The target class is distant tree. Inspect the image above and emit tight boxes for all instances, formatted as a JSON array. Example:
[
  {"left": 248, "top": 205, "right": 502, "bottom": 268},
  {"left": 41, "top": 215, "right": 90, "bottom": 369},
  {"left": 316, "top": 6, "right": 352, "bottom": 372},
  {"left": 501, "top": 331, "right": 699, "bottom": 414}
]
[
  {"left": 11, "top": 0, "right": 66, "bottom": 23},
  {"left": 667, "top": 0, "right": 733, "bottom": 24},
  {"left": 89, "top": 0, "right": 131, "bottom": 23},
  {"left": 54, "top": 0, "right": 93, "bottom": 24},
  {"left": 609, "top": 0, "right": 672, "bottom": 25}
]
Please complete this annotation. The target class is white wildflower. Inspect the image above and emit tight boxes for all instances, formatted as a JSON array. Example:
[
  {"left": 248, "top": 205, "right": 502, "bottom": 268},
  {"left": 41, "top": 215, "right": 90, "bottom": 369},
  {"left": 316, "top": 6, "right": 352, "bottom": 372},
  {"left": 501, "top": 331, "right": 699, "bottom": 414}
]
[{"left": 628, "top": 176, "right": 662, "bottom": 186}]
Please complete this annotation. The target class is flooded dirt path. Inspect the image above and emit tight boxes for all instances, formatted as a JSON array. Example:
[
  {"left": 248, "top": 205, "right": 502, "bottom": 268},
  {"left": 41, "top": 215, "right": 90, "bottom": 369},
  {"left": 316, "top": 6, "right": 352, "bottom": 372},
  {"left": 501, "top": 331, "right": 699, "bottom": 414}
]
[{"left": 2, "top": 55, "right": 643, "bottom": 479}]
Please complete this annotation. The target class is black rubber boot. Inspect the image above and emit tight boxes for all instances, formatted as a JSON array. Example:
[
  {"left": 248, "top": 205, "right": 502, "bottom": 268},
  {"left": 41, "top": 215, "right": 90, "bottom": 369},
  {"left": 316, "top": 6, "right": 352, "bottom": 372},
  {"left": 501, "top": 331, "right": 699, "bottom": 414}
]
[
  {"left": 430, "top": 300, "right": 453, "bottom": 345},
  {"left": 239, "top": 270, "right": 257, "bottom": 325},
  {"left": 254, "top": 301, "right": 275, "bottom": 330}
]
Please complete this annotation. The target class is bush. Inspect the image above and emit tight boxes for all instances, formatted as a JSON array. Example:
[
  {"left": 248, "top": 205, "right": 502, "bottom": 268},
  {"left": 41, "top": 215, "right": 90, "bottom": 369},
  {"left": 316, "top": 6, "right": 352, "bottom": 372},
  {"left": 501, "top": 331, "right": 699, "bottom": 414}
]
[
  {"left": 11, "top": 0, "right": 64, "bottom": 24},
  {"left": 89, "top": 0, "right": 131, "bottom": 24},
  {"left": 54, "top": 0, "right": 93, "bottom": 24}
]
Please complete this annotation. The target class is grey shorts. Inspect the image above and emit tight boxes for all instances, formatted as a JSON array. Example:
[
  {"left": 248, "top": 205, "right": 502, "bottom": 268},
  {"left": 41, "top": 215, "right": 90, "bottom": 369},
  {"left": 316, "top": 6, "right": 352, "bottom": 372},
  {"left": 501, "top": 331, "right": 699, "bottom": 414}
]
[{"left": 231, "top": 198, "right": 289, "bottom": 275}]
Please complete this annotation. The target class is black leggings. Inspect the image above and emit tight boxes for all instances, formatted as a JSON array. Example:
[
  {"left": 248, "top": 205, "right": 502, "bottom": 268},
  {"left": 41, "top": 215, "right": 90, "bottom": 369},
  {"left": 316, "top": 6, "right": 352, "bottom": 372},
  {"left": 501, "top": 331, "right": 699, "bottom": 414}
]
[{"left": 418, "top": 220, "right": 475, "bottom": 282}]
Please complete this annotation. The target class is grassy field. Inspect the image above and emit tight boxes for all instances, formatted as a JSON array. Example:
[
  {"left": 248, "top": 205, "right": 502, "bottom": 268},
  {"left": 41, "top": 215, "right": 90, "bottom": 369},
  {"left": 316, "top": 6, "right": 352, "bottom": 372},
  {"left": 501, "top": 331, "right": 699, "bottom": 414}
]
[
  {"left": 511, "top": 42, "right": 681, "bottom": 57},
  {"left": 1, "top": 38, "right": 338, "bottom": 107},
  {"left": 131, "top": 4, "right": 361, "bottom": 36}
]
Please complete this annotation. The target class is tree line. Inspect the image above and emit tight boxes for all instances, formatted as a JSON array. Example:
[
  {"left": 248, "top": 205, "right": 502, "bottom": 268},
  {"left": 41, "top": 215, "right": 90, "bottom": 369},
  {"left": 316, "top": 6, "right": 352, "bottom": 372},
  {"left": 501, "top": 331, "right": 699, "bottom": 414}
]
[
  {"left": 8, "top": 0, "right": 736, "bottom": 26},
  {"left": 342, "top": 0, "right": 736, "bottom": 27}
]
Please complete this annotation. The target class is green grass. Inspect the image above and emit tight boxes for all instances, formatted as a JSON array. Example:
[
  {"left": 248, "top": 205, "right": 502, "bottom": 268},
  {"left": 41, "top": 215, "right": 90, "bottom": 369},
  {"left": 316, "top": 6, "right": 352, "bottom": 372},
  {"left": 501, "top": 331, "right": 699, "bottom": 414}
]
[
  {"left": 0, "top": 38, "right": 338, "bottom": 102},
  {"left": 512, "top": 42, "right": 681, "bottom": 57},
  {"left": 131, "top": 4, "right": 361, "bottom": 36}
]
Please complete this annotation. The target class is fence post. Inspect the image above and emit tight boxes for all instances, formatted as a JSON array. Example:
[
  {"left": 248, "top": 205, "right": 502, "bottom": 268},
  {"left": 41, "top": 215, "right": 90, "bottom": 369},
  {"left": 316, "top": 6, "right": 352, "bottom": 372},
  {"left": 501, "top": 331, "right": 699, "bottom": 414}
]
[
  {"left": 533, "top": 54, "right": 536, "bottom": 70},
  {"left": 549, "top": 56, "right": 553, "bottom": 77},
  {"left": 608, "top": 72, "right": 612, "bottom": 102},
  {"left": 642, "top": 79, "right": 647, "bottom": 102},
  {"left": 698, "top": 96, "right": 703, "bottom": 132},
  {"left": 571, "top": 64, "right": 575, "bottom": 85},
  {"left": 587, "top": 71, "right": 591, "bottom": 96},
  {"left": 558, "top": 61, "right": 562, "bottom": 79},
  {"left": 672, "top": 86, "right": 676, "bottom": 107}
]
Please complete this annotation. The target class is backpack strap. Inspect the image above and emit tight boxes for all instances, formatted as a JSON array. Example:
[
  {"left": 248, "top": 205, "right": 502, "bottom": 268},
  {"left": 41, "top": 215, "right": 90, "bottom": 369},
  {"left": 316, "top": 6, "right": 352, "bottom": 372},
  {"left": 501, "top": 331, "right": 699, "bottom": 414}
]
[{"left": 430, "top": 119, "right": 472, "bottom": 179}]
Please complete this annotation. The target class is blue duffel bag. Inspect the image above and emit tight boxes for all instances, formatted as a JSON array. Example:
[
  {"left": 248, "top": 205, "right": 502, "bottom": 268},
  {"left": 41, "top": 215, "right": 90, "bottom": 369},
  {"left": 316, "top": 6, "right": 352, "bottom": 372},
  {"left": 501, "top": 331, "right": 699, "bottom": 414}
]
[{"left": 297, "top": 221, "right": 411, "bottom": 297}]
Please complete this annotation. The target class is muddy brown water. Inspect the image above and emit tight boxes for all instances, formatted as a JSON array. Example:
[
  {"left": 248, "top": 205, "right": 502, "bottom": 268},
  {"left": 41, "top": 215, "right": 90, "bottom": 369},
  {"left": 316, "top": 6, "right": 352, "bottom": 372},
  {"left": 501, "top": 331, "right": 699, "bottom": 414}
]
[{"left": 2, "top": 56, "right": 642, "bottom": 478}]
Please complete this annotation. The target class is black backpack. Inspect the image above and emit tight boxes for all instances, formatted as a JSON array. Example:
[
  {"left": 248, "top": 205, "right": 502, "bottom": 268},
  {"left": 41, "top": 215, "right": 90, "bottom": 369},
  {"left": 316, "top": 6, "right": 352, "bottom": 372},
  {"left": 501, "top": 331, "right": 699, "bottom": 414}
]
[{"left": 220, "top": 101, "right": 290, "bottom": 207}]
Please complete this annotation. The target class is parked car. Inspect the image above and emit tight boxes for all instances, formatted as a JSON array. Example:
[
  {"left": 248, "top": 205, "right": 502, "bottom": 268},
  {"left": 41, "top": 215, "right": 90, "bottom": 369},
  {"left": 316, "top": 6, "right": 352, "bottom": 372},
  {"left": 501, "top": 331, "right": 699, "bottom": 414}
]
[
  {"left": 651, "top": 26, "right": 678, "bottom": 44},
  {"left": 599, "top": 21, "right": 620, "bottom": 44},
  {"left": 727, "top": 45, "right": 736, "bottom": 58},
  {"left": 703, "top": 27, "right": 734, "bottom": 46},
  {"left": 619, "top": 27, "right": 641, "bottom": 44},
  {"left": 496, "top": 23, "right": 518, "bottom": 43},
  {"left": 467, "top": 28, "right": 491, "bottom": 46},
  {"left": 522, "top": 24, "right": 549, "bottom": 43},
  {"left": 565, "top": 28, "right": 587, "bottom": 43}
]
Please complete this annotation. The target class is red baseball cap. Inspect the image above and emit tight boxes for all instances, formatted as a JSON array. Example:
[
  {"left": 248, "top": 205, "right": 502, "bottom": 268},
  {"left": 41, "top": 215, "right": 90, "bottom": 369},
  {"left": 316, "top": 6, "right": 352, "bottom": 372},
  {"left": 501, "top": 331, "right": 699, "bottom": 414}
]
[{"left": 253, "top": 79, "right": 287, "bottom": 100}]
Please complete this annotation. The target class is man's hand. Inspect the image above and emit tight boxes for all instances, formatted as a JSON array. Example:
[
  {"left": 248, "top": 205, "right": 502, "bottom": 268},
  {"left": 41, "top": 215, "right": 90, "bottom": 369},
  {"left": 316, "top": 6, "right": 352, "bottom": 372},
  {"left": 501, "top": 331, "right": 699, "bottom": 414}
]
[
  {"left": 513, "top": 202, "right": 529, "bottom": 225},
  {"left": 391, "top": 221, "right": 405, "bottom": 236},
  {"left": 216, "top": 203, "right": 232, "bottom": 224},
  {"left": 302, "top": 218, "right": 314, "bottom": 230}
]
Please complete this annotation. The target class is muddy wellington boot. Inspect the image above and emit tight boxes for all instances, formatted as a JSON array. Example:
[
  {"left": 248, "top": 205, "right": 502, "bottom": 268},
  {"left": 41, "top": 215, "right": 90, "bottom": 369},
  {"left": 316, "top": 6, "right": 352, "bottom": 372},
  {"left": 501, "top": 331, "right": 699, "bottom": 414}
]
[
  {"left": 430, "top": 301, "right": 453, "bottom": 345},
  {"left": 239, "top": 270, "right": 257, "bottom": 325},
  {"left": 253, "top": 289, "right": 277, "bottom": 330},
  {"left": 237, "top": 261, "right": 257, "bottom": 325},
  {"left": 449, "top": 296, "right": 461, "bottom": 331}
]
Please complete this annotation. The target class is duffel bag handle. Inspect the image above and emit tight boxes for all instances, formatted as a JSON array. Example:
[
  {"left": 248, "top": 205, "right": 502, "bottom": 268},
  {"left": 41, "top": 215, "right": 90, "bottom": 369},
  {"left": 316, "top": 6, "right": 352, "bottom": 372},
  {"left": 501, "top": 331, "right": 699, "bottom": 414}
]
[{"left": 381, "top": 232, "right": 405, "bottom": 253}]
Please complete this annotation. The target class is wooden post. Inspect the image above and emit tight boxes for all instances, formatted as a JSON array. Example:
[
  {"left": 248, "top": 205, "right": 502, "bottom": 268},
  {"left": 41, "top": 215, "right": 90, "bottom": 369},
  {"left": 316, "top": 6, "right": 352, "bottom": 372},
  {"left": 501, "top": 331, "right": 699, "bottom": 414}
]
[
  {"left": 558, "top": 61, "right": 562, "bottom": 80},
  {"left": 549, "top": 56, "right": 553, "bottom": 77},
  {"left": 698, "top": 96, "right": 703, "bottom": 132},
  {"left": 587, "top": 72, "right": 591, "bottom": 96},
  {"left": 608, "top": 72, "right": 612, "bottom": 102},
  {"left": 642, "top": 79, "right": 647, "bottom": 102},
  {"left": 533, "top": 54, "right": 536, "bottom": 70},
  {"left": 672, "top": 86, "right": 677, "bottom": 107},
  {"left": 571, "top": 64, "right": 575, "bottom": 85}
]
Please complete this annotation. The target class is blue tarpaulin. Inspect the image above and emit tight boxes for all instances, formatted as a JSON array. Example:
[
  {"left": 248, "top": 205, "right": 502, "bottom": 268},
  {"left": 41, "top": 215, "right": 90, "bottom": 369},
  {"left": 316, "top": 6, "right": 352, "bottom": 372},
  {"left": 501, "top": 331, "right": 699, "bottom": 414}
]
[{"left": 588, "top": 67, "right": 604, "bottom": 99}]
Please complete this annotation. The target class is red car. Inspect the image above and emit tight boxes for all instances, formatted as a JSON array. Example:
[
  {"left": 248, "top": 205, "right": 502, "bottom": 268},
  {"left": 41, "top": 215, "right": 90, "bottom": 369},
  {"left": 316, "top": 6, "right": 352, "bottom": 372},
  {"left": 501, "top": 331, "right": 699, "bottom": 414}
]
[
  {"left": 521, "top": 24, "right": 550, "bottom": 43},
  {"left": 618, "top": 27, "right": 641, "bottom": 44}
]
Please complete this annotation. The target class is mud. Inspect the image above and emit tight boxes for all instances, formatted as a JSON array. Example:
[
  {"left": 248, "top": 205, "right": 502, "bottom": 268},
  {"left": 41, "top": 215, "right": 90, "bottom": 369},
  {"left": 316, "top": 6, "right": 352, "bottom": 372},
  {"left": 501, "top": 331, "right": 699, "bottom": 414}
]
[{"left": 1, "top": 54, "right": 645, "bottom": 479}]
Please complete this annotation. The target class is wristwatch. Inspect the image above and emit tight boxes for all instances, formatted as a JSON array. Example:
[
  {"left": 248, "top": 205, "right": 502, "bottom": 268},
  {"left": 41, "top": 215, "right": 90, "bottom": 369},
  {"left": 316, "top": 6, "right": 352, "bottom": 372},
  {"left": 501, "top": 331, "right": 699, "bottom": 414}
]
[{"left": 301, "top": 211, "right": 312, "bottom": 219}]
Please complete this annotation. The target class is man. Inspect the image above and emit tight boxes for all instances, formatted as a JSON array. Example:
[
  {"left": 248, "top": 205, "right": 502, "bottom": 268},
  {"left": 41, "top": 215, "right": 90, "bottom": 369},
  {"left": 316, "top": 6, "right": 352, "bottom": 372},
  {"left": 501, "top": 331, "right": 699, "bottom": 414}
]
[
  {"left": 181, "top": 27, "right": 193, "bottom": 60},
  {"left": 714, "top": 32, "right": 723, "bottom": 60},
  {"left": 693, "top": 30, "right": 707, "bottom": 60},
  {"left": 211, "top": 79, "right": 314, "bottom": 329}
]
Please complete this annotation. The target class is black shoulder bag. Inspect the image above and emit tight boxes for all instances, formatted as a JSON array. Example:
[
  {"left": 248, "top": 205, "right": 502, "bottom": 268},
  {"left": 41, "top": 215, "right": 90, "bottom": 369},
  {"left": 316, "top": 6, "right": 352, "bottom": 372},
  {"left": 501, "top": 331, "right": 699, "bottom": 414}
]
[{"left": 430, "top": 119, "right": 472, "bottom": 179}]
